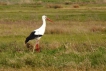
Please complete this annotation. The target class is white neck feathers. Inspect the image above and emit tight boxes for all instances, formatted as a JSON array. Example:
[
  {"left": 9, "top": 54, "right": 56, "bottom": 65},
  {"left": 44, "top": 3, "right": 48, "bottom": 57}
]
[{"left": 42, "top": 18, "right": 46, "bottom": 28}]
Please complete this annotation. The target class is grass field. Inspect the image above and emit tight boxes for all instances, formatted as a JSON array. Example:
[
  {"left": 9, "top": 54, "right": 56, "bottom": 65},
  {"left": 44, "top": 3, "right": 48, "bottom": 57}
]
[{"left": 0, "top": 0, "right": 106, "bottom": 71}]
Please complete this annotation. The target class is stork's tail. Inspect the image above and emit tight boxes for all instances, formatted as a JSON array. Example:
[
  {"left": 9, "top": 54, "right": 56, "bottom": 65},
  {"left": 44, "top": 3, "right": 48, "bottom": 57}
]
[{"left": 25, "top": 37, "right": 29, "bottom": 44}]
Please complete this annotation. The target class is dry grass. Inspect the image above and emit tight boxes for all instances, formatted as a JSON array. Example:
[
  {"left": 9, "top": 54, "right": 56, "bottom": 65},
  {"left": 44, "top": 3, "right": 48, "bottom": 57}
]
[
  {"left": 90, "top": 26, "right": 106, "bottom": 32},
  {"left": 0, "top": 20, "right": 106, "bottom": 35}
]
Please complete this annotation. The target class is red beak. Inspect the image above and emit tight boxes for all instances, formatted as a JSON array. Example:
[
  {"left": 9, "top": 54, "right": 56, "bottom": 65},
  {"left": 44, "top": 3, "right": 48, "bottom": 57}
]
[{"left": 46, "top": 18, "right": 53, "bottom": 22}]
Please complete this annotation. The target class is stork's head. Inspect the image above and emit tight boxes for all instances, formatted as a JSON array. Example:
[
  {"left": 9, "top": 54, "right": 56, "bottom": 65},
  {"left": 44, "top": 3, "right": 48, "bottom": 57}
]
[
  {"left": 42, "top": 15, "right": 53, "bottom": 22},
  {"left": 42, "top": 15, "right": 47, "bottom": 20}
]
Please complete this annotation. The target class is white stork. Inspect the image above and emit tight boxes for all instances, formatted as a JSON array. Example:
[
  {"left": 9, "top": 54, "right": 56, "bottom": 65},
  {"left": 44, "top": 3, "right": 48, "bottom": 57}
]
[{"left": 25, "top": 15, "right": 52, "bottom": 52}]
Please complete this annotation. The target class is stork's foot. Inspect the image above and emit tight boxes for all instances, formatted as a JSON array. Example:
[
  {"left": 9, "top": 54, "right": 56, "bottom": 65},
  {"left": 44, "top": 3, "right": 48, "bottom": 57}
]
[{"left": 35, "top": 47, "right": 41, "bottom": 52}]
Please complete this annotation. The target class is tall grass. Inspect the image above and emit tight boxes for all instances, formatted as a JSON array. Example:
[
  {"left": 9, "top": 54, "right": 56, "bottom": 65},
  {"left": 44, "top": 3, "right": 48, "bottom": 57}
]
[{"left": 0, "top": 20, "right": 106, "bottom": 70}]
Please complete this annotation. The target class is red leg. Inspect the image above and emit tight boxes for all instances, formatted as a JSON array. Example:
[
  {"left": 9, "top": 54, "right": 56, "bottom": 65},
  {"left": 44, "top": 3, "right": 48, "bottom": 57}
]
[{"left": 35, "top": 40, "right": 40, "bottom": 52}]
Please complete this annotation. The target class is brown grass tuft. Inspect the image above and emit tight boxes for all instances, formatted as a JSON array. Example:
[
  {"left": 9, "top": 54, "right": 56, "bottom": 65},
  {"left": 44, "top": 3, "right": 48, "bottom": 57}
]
[
  {"left": 90, "top": 26, "right": 106, "bottom": 32},
  {"left": 46, "top": 4, "right": 62, "bottom": 9},
  {"left": 64, "top": 1, "right": 72, "bottom": 5},
  {"left": 0, "top": 2, "right": 7, "bottom": 5},
  {"left": 26, "top": 43, "right": 33, "bottom": 49},
  {"left": 34, "top": 1, "right": 43, "bottom": 5},
  {"left": 73, "top": 4, "right": 79, "bottom": 8}
]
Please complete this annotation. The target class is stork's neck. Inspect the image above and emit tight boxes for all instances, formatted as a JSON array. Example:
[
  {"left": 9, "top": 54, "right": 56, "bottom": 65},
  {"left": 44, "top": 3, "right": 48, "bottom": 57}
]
[{"left": 42, "top": 18, "right": 46, "bottom": 28}]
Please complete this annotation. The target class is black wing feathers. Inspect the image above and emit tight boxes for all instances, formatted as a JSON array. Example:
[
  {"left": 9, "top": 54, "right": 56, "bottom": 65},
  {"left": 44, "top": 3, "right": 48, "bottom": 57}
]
[{"left": 25, "top": 31, "right": 42, "bottom": 44}]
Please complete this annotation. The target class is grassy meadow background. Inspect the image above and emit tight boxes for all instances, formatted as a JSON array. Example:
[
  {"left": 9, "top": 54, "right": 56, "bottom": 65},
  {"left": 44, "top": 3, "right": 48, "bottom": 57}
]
[{"left": 0, "top": 0, "right": 106, "bottom": 71}]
